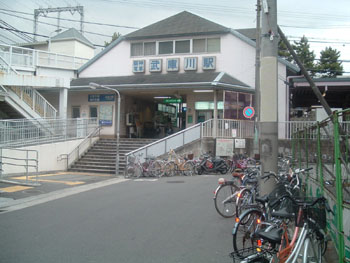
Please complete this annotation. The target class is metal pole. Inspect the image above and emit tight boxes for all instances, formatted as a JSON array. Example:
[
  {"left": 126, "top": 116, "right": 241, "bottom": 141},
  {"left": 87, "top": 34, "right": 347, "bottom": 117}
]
[
  {"left": 316, "top": 122, "right": 324, "bottom": 195},
  {"left": 116, "top": 91, "right": 120, "bottom": 176},
  {"left": 333, "top": 111, "right": 345, "bottom": 262}
]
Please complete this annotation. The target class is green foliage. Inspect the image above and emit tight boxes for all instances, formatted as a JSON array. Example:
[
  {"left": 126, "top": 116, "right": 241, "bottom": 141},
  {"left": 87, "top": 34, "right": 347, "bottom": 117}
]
[
  {"left": 317, "top": 46, "right": 343, "bottom": 78},
  {"left": 293, "top": 36, "right": 315, "bottom": 75},
  {"left": 278, "top": 39, "right": 293, "bottom": 62},
  {"left": 104, "top": 32, "right": 121, "bottom": 47}
]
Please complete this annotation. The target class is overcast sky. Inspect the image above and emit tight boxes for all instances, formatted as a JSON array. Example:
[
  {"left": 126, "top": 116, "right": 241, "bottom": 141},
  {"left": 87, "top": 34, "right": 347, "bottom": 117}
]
[{"left": 1, "top": 0, "right": 349, "bottom": 74}]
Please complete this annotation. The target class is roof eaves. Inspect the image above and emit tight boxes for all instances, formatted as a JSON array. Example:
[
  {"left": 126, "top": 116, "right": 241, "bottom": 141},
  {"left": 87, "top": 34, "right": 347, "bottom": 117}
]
[
  {"left": 78, "top": 36, "right": 125, "bottom": 74},
  {"left": 125, "top": 30, "right": 230, "bottom": 41},
  {"left": 229, "top": 29, "right": 256, "bottom": 48},
  {"left": 278, "top": 58, "right": 300, "bottom": 73}
]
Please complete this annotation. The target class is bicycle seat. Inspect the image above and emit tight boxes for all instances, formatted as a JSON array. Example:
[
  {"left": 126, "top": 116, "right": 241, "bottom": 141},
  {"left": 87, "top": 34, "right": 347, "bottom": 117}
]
[
  {"left": 257, "top": 227, "right": 283, "bottom": 245},
  {"left": 255, "top": 195, "right": 269, "bottom": 204},
  {"left": 271, "top": 207, "right": 295, "bottom": 219}
]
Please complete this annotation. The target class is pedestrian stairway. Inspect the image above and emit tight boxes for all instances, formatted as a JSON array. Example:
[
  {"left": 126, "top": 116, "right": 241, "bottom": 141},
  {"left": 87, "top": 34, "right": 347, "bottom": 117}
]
[{"left": 68, "top": 138, "right": 157, "bottom": 174}]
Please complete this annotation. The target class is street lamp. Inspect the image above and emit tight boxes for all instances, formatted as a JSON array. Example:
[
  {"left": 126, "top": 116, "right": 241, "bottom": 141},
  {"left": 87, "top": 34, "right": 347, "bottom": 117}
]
[
  {"left": 48, "top": 28, "right": 62, "bottom": 52},
  {"left": 89, "top": 82, "right": 121, "bottom": 176}
]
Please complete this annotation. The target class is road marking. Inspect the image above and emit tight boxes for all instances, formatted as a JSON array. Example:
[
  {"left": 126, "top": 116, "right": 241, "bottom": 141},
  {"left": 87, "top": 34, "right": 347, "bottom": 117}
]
[
  {"left": 0, "top": 186, "right": 33, "bottom": 193},
  {"left": 0, "top": 178, "right": 129, "bottom": 213},
  {"left": 133, "top": 179, "right": 159, "bottom": 182}
]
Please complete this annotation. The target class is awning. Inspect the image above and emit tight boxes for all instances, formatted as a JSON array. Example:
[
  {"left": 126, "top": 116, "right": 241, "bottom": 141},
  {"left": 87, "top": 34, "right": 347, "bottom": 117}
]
[{"left": 70, "top": 72, "right": 254, "bottom": 94}]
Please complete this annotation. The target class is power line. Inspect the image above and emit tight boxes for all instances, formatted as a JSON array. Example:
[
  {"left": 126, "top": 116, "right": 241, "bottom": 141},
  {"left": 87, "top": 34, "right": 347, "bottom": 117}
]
[
  {"left": 0, "top": 25, "right": 107, "bottom": 47},
  {"left": 0, "top": 8, "right": 139, "bottom": 29},
  {"left": 0, "top": 10, "right": 114, "bottom": 38}
]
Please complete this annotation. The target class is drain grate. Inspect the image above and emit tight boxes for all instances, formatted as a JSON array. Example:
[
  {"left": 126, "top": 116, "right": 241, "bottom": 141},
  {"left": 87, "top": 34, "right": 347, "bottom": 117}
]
[{"left": 166, "top": 180, "right": 185, "bottom": 183}]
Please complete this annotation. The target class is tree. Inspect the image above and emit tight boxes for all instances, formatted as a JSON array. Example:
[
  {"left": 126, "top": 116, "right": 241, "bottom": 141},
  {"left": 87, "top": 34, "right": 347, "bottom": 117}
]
[
  {"left": 104, "top": 32, "right": 121, "bottom": 47},
  {"left": 293, "top": 36, "right": 316, "bottom": 75},
  {"left": 278, "top": 38, "right": 293, "bottom": 62},
  {"left": 278, "top": 36, "right": 315, "bottom": 75},
  {"left": 317, "top": 46, "right": 343, "bottom": 78}
]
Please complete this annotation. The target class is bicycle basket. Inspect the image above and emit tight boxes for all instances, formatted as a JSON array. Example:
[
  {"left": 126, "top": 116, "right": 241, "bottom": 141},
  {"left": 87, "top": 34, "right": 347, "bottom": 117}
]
[
  {"left": 295, "top": 198, "right": 326, "bottom": 229},
  {"left": 267, "top": 182, "right": 287, "bottom": 209}
]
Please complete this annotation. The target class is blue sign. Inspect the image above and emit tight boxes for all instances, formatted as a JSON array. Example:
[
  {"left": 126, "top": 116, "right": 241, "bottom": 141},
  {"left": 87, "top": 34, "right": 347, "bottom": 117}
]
[
  {"left": 133, "top": 60, "right": 145, "bottom": 73},
  {"left": 88, "top": 94, "right": 115, "bottom": 102},
  {"left": 184, "top": 57, "right": 197, "bottom": 71},
  {"left": 167, "top": 58, "right": 179, "bottom": 72},
  {"left": 203, "top": 56, "right": 216, "bottom": 70},
  {"left": 149, "top": 59, "right": 162, "bottom": 72},
  {"left": 99, "top": 120, "right": 112, "bottom": 126}
]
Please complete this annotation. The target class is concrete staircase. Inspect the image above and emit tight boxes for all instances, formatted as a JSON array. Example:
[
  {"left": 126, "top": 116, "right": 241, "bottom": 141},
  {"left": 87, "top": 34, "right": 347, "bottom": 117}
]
[{"left": 68, "top": 138, "right": 157, "bottom": 174}]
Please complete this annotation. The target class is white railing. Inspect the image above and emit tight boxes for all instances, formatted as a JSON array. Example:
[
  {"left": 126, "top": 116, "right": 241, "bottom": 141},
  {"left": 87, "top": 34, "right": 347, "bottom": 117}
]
[
  {"left": 0, "top": 44, "right": 89, "bottom": 71},
  {"left": 202, "top": 119, "right": 255, "bottom": 138},
  {"left": 59, "top": 126, "right": 101, "bottom": 169},
  {"left": 8, "top": 86, "right": 57, "bottom": 118},
  {"left": 0, "top": 118, "right": 99, "bottom": 148},
  {"left": 125, "top": 123, "right": 202, "bottom": 163}
]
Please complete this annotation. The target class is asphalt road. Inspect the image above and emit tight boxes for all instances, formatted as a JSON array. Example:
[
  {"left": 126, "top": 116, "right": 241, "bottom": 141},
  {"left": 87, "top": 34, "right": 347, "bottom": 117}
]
[{"left": 0, "top": 174, "right": 236, "bottom": 263}]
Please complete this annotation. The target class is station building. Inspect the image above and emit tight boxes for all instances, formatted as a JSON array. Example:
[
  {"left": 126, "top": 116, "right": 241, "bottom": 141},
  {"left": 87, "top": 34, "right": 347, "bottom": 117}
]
[{"left": 69, "top": 11, "right": 299, "bottom": 138}]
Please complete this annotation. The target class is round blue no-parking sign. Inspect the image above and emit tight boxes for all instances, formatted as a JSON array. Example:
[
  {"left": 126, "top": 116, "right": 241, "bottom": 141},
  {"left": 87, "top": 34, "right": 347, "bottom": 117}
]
[{"left": 243, "top": 106, "right": 255, "bottom": 119}]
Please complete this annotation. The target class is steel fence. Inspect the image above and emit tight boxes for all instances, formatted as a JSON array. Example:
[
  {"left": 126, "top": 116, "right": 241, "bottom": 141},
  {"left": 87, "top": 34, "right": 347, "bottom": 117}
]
[
  {"left": 0, "top": 118, "right": 99, "bottom": 148},
  {"left": 291, "top": 109, "right": 350, "bottom": 262}
]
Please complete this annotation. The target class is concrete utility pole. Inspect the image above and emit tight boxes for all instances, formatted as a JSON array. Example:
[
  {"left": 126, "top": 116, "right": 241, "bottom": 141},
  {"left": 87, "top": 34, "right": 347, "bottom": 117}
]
[
  {"left": 254, "top": 0, "right": 261, "bottom": 154},
  {"left": 259, "top": 0, "right": 278, "bottom": 195}
]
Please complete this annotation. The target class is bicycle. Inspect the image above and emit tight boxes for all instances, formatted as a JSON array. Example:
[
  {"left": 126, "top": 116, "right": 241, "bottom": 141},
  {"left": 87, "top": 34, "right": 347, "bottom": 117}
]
[
  {"left": 162, "top": 149, "right": 196, "bottom": 177},
  {"left": 124, "top": 153, "right": 163, "bottom": 178}
]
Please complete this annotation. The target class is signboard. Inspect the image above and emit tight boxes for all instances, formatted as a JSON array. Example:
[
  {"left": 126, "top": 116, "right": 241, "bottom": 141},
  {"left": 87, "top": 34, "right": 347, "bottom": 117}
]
[
  {"left": 216, "top": 138, "right": 234, "bottom": 156},
  {"left": 99, "top": 105, "right": 113, "bottom": 126},
  {"left": 149, "top": 59, "right": 162, "bottom": 72},
  {"left": 163, "top": 98, "right": 182, "bottom": 104},
  {"left": 232, "top": 129, "right": 237, "bottom": 138},
  {"left": 133, "top": 60, "right": 145, "bottom": 73},
  {"left": 243, "top": 106, "right": 255, "bottom": 119},
  {"left": 88, "top": 94, "right": 115, "bottom": 102},
  {"left": 203, "top": 56, "right": 216, "bottom": 70},
  {"left": 184, "top": 57, "right": 197, "bottom": 71},
  {"left": 167, "top": 58, "right": 179, "bottom": 72},
  {"left": 234, "top": 139, "right": 246, "bottom": 149}
]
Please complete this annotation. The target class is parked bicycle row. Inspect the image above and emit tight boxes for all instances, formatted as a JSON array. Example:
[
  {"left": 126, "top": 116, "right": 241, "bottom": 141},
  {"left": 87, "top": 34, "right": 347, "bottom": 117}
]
[
  {"left": 212, "top": 157, "right": 333, "bottom": 262},
  {"left": 124, "top": 150, "right": 258, "bottom": 179}
]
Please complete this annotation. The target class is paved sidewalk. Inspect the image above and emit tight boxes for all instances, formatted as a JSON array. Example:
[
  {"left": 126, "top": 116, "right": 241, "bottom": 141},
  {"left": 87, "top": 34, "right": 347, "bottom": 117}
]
[{"left": 0, "top": 172, "right": 121, "bottom": 211}]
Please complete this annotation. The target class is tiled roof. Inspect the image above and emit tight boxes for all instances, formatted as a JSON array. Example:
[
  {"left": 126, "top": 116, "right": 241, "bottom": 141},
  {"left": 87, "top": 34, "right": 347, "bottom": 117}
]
[
  {"left": 52, "top": 28, "right": 95, "bottom": 48},
  {"left": 125, "top": 11, "right": 230, "bottom": 40}
]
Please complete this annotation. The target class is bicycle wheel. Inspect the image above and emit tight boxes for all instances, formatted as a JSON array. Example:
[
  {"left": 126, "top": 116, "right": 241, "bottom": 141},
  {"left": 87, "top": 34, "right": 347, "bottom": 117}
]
[
  {"left": 232, "top": 208, "right": 265, "bottom": 258},
  {"left": 214, "top": 184, "right": 237, "bottom": 218},
  {"left": 219, "top": 163, "right": 229, "bottom": 174},
  {"left": 163, "top": 161, "right": 177, "bottom": 177},
  {"left": 125, "top": 164, "right": 142, "bottom": 178},
  {"left": 236, "top": 188, "right": 253, "bottom": 221},
  {"left": 303, "top": 236, "right": 322, "bottom": 263},
  {"left": 150, "top": 160, "right": 163, "bottom": 178},
  {"left": 183, "top": 160, "right": 195, "bottom": 176}
]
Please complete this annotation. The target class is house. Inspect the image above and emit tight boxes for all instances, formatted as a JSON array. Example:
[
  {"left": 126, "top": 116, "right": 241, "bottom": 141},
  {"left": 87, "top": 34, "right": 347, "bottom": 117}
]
[{"left": 68, "top": 11, "right": 299, "bottom": 138}]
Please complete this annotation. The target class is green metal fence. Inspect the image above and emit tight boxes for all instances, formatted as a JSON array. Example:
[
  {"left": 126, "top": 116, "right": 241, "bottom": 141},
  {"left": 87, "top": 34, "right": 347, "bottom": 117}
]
[{"left": 291, "top": 109, "right": 350, "bottom": 262}]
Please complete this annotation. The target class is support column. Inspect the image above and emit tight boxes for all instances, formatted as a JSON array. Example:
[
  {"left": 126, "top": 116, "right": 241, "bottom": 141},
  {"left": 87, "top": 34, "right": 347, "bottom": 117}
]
[
  {"left": 59, "top": 87, "right": 68, "bottom": 118},
  {"left": 259, "top": 0, "right": 278, "bottom": 195},
  {"left": 213, "top": 90, "right": 218, "bottom": 138}
]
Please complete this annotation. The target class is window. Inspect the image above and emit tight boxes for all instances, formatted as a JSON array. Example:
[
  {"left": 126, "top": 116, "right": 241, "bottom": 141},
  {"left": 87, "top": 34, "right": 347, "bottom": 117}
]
[
  {"left": 144, "top": 42, "right": 156, "bottom": 56},
  {"left": 193, "top": 39, "right": 206, "bottom": 53},
  {"left": 72, "top": 106, "right": 80, "bottom": 118},
  {"left": 207, "top": 38, "right": 220, "bottom": 52},
  {"left": 131, "top": 43, "right": 143, "bottom": 56},
  {"left": 90, "top": 106, "right": 98, "bottom": 118},
  {"left": 175, "top": 40, "right": 190, "bottom": 53},
  {"left": 159, "top": 41, "right": 173, "bottom": 54}
]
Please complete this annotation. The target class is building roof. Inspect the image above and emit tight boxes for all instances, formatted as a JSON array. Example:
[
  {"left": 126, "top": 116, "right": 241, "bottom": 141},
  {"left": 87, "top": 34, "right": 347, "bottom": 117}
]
[
  {"left": 70, "top": 72, "right": 254, "bottom": 93},
  {"left": 52, "top": 28, "right": 95, "bottom": 48},
  {"left": 235, "top": 28, "right": 257, "bottom": 41},
  {"left": 78, "top": 12, "right": 299, "bottom": 74},
  {"left": 19, "top": 28, "right": 95, "bottom": 49},
  {"left": 125, "top": 11, "right": 230, "bottom": 40}
]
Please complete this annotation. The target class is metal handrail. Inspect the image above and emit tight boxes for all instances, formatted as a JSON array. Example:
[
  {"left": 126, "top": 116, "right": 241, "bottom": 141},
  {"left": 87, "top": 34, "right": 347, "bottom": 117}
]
[
  {"left": 0, "top": 55, "right": 19, "bottom": 74},
  {"left": 0, "top": 147, "right": 39, "bottom": 186},
  {"left": 59, "top": 125, "right": 101, "bottom": 169}
]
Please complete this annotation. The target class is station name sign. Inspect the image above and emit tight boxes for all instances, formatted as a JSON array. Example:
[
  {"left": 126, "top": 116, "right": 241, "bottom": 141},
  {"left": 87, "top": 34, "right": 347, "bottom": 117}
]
[{"left": 133, "top": 56, "right": 216, "bottom": 73}]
